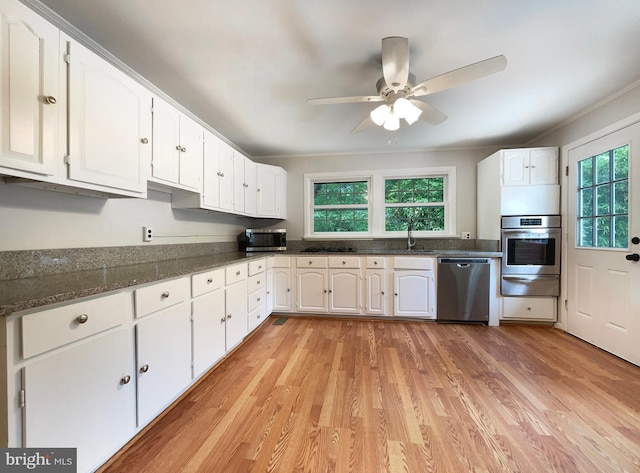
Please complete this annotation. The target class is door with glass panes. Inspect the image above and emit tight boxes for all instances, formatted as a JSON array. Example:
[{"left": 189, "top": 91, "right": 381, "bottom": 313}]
[{"left": 567, "top": 121, "right": 640, "bottom": 366}]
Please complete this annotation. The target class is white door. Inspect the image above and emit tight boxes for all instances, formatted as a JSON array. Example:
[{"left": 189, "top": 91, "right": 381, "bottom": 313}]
[
  {"left": 151, "top": 97, "right": 180, "bottom": 184},
  {"left": 567, "top": 121, "right": 640, "bottom": 365},
  {"left": 329, "top": 269, "right": 361, "bottom": 314},
  {"left": 394, "top": 270, "right": 434, "bottom": 318},
  {"left": 365, "top": 270, "right": 386, "bottom": 315},
  {"left": 225, "top": 280, "right": 248, "bottom": 350},
  {"left": 23, "top": 330, "right": 135, "bottom": 473},
  {"left": 273, "top": 268, "right": 292, "bottom": 311},
  {"left": 0, "top": 1, "right": 59, "bottom": 176},
  {"left": 136, "top": 304, "right": 192, "bottom": 426},
  {"left": 192, "top": 289, "right": 226, "bottom": 378},
  {"left": 296, "top": 269, "right": 328, "bottom": 312},
  {"left": 218, "top": 141, "right": 234, "bottom": 211},
  {"left": 178, "top": 114, "right": 203, "bottom": 190},
  {"left": 256, "top": 164, "right": 279, "bottom": 217}
]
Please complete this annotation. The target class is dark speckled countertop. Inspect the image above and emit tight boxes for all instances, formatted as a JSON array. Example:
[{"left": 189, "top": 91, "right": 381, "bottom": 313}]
[{"left": 0, "top": 252, "right": 261, "bottom": 317}]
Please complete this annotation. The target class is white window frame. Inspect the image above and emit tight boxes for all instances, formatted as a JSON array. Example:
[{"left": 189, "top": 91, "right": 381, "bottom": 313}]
[{"left": 304, "top": 167, "right": 456, "bottom": 239}]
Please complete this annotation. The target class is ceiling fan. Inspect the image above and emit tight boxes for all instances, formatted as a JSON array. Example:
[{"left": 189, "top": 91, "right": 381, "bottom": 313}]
[{"left": 307, "top": 37, "right": 507, "bottom": 133}]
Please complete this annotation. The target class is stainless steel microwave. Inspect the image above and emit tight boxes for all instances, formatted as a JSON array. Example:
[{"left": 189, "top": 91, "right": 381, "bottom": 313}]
[{"left": 240, "top": 229, "right": 286, "bottom": 252}]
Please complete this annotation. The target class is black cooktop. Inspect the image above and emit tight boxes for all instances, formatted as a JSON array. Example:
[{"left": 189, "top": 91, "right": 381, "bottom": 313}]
[{"left": 301, "top": 247, "right": 355, "bottom": 253}]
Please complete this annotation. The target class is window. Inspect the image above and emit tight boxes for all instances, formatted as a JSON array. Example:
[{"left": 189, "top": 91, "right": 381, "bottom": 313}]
[
  {"left": 312, "top": 181, "right": 369, "bottom": 233},
  {"left": 304, "top": 167, "right": 455, "bottom": 239},
  {"left": 577, "top": 144, "right": 629, "bottom": 248},
  {"left": 384, "top": 177, "right": 445, "bottom": 231}
]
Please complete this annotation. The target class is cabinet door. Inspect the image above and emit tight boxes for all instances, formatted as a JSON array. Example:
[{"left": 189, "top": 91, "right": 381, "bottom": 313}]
[
  {"left": 266, "top": 267, "right": 274, "bottom": 314},
  {"left": 65, "top": 36, "right": 151, "bottom": 195},
  {"left": 273, "top": 267, "right": 292, "bottom": 311},
  {"left": 218, "top": 141, "right": 234, "bottom": 211},
  {"left": 225, "top": 280, "right": 248, "bottom": 351},
  {"left": 244, "top": 158, "right": 257, "bottom": 216},
  {"left": 202, "top": 130, "right": 220, "bottom": 208},
  {"left": 23, "top": 329, "right": 135, "bottom": 473},
  {"left": 501, "top": 149, "right": 529, "bottom": 186},
  {"left": 178, "top": 114, "right": 203, "bottom": 190},
  {"left": 296, "top": 269, "right": 328, "bottom": 312},
  {"left": 192, "top": 289, "right": 226, "bottom": 378},
  {"left": 232, "top": 151, "right": 245, "bottom": 213},
  {"left": 0, "top": 1, "right": 58, "bottom": 176},
  {"left": 329, "top": 268, "right": 361, "bottom": 314},
  {"left": 365, "top": 270, "right": 386, "bottom": 315},
  {"left": 136, "top": 304, "right": 192, "bottom": 426},
  {"left": 256, "top": 163, "right": 279, "bottom": 217},
  {"left": 394, "top": 271, "right": 435, "bottom": 318},
  {"left": 151, "top": 97, "right": 180, "bottom": 184},
  {"left": 529, "top": 148, "right": 558, "bottom": 185}
]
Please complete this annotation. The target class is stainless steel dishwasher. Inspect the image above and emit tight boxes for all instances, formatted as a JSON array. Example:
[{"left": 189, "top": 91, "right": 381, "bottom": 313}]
[{"left": 437, "top": 258, "right": 490, "bottom": 324}]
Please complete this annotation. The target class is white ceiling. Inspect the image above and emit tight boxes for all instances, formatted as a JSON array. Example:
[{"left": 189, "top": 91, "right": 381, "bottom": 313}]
[{"left": 35, "top": 0, "right": 640, "bottom": 158}]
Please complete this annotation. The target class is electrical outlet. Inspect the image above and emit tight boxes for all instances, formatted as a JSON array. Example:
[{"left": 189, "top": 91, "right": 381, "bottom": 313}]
[
  {"left": 143, "top": 226, "right": 153, "bottom": 242},
  {"left": 461, "top": 231, "right": 471, "bottom": 240}
]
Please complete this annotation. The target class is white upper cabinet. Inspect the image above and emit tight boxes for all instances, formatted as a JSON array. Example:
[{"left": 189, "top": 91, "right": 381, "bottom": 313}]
[
  {"left": 63, "top": 35, "right": 152, "bottom": 196},
  {"left": 256, "top": 163, "right": 286, "bottom": 218},
  {"left": 0, "top": 0, "right": 59, "bottom": 177},
  {"left": 233, "top": 151, "right": 257, "bottom": 216},
  {"left": 501, "top": 147, "right": 558, "bottom": 186},
  {"left": 151, "top": 96, "right": 203, "bottom": 192}
]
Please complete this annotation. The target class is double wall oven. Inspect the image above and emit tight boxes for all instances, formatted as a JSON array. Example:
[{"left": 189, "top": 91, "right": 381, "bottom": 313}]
[{"left": 501, "top": 215, "right": 561, "bottom": 296}]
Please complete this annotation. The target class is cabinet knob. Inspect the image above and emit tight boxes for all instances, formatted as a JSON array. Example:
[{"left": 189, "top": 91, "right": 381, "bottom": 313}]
[
  {"left": 257, "top": 297, "right": 261, "bottom": 302},
  {"left": 374, "top": 261, "right": 378, "bottom": 265},
  {"left": 257, "top": 314, "right": 261, "bottom": 319},
  {"left": 75, "top": 313, "right": 89, "bottom": 324},
  {"left": 257, "top": 188, "right": 261, "bottom": 192},
  {"left": 257, "top": 280, "right": 261, "bottom": 284},
  {"left": 120, "top": 375, "right": 131, "bottom": 385},
  {"left": 308, "top": 261, "right": 312, "bottom": 265},
  {"left": 217, "top": 171, "right": 224, "bottom": 177},
  {"left": 328, "top": 289, "right": 332, "bottom": 293},
  {"left": 140, "top": 364, "right": 149, "bottom": 373},
  {"left": 243, "top": 183, "right": 249, "bottom": 188},
  {"left": 44, "top": 95, "right": 57, "bottom": 105},
  {"left": 221, "top": 317, "right": 226, "bottom": 323},
  {"left": 323, "top": 289, "right": 328, "bottom": 293},
  {"left": 394, "top": 293, "right": 398, "bottom": 296},
  {"left": 140, "top": 137, "right": 149, "bottom": 144},
  {"left": 176, "top": 145, "right": 182, "bottom": 151},
  {"left": 161, "top": 291, "right": 170, "bottom": 299},
  {"left": 227, "top": 314, "right": 232, "bottom": 319},
  {"left": 342, "top": 261, "right": 346, "bottom": 265},
  {"left": 182, "top": 146, "right": 187, "bottom": 153},
  {"left": 236, "top": 270, "right": 241, "bottom": 276},
  {"left": 381, "top": 291, "right": 385, "bottom": 295},
  {"left": 207, "top": 277, "right": 213, "bottom": 284},
  {"left": 287, "top": 288, "right": 291, "bottom": 292}
]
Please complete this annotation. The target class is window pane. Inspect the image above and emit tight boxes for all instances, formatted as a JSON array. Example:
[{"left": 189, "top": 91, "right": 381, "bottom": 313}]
[
  {"left": 595, "top": 152, "right": 610, "bottom": 184},
  {"left": 595, "top": 184, "right": 610, "bottom": 216},
  {"left": 313, "top": 208, "right": 367, "bottom": 233},
  {"left": 613, "top": 145, "right": 629, "bottom": 180},
  {"left": 579, "top": 188, "right": 593, "bottom": 217},
  {"left": 595, "top": 216, "right": 611, "bottom": 247},
  {"left": 385, "top": 178, "right": 444, "bottom": 203},
  {"left": 385, "top": 206, "right": 445, "bottom": 231},
  {"left": 578, "top": 158, "right": 593, "bottom": 187},
  {"left": 613, "top": 181, "right": 628, "bottom": 214},
  {"left": 613, "top": 215, "right": 628, "bottom": 249},
  {"left": 578, "top": 218, "right": 593, "bottom": 247}
]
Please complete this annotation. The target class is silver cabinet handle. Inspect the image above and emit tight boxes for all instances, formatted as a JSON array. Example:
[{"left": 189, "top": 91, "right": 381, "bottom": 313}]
[
  {"left": 140, "top": 364, "right": 149, "bottom": 373},
  {"left": 236, "top": 270, "right": 241, "bottom": 276},
  {"left": 161, "top": 291, "right": 170, "bottom": 299},
  {"left": 181, "top": 146, "right": 187, "bottom": 153},
  {"left": 227, "top": 314, "right": 232, "bottom": 319},
  {"left": 176, "top": 145, "right": 182, "bottom": 151},
  {"left": 44, "top": 95, "right": 57, "bottom": 104},
  {"left": 221, "top": 317, "right": 226, "bottom": 323},
  {"left": 75, "top": 314, "right": 89, "bottom": 324},
  {"left": 207, "top": 277, "right": 213, "bottom": 284},
  {"left": 120, "top": 375, "right": 131, "bottom": 385},
  {"left": 217, "top": 171, "right": 224, "bottom": 177},
  {"left": 140, "top": 137, "right": 149, "bottom": 144}
]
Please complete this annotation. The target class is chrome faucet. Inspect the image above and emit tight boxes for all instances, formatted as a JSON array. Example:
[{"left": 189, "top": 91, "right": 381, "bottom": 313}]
[{"left": 407, "top": 219, "right": 416, "bottom": 250}]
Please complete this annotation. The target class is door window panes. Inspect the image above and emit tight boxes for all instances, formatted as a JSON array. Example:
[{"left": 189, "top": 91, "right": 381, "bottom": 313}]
[{"left": 577, "top": 145, "right": 629, "bottom": 248}]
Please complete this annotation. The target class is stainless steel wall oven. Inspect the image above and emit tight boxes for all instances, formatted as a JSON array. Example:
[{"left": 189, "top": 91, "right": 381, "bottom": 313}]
[{"left": 501, "top": 215, "right": 561, "bottom": 296}]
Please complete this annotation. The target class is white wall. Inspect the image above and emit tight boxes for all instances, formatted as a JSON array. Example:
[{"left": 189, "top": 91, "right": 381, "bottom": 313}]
[
  {"left": 258, "top": 148, "right": 498, "bottom": 241},
  {"left": 0, "top": 185, "right": 250, "bottom": 251}
]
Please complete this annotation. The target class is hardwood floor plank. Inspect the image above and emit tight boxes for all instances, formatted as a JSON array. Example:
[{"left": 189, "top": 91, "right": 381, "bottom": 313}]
[{"left": 99, "top": 318, "right": 640, "bottom": 473}]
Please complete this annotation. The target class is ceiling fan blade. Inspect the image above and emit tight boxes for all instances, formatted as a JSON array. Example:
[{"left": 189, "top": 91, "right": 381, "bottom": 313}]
[
  {"left": 307, "top": 95, "right": 384, "bottom": 105},
  {"left": 411, "top": 100, "right": 448, "bottom": 125},
  {"left": 382, "top": 36, "right": 409, "bottom": 92},
  {"left": 351, "top": 114, "right": 374, "bottom": 134},
  {"left": 410, "top": 55, "right": 507, "bottom": 97}
]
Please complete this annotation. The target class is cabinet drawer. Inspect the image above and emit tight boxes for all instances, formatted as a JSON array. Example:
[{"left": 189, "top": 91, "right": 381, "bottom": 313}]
[
  {"left": 22, "top": 291, "right": 131, "bottom": 358},
  {"left": 393, "top": 257, "right": 434, "bottom": 270},
  {"left": 328, "top": 256, "right": 361, "bottom": 269},
  {"left": 135, "top": 277, "right": 190, "bottom": 318},
  {"left": 502, "top": 297, "right": 556, "bottom": 321},
  {"left": 248, "top": 258, "right": 266, "bottom": 276},
  {"left": 272, "top": 256, "right": 290, "bottom": 268},
  {"left": 366, "top": 257, "right": 386, "bottom": 269},
  {"left": 296, "top": 256, "right": 328, "bottom": 268},
  {"left": 226, "top": 263, "right": 247, "bottom": 285},
  {"left": 248, "top": 287, "right": 266, "bottom": 312},
  {"left": 192, "top": 268, "right": 224, "bottom": 297},
  {"left": 247, "top": 273, "right": 266, "bottom": 293}
]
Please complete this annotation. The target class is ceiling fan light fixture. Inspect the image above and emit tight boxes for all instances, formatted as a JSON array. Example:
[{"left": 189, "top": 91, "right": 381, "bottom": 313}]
[
  {"left": 383, "top": 113, "right": 400, "bottom": 131},
  {"left": 394, "top": 98, "right": 422, "bottom": 125},
  {"left": 370, "top": 104, "right": 390, "bottom": 126}
]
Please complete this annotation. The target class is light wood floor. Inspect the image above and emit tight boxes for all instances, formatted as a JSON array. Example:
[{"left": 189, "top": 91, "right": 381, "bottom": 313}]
[{"left": 100, "top": 317, "right": 640, "bottom": 472}]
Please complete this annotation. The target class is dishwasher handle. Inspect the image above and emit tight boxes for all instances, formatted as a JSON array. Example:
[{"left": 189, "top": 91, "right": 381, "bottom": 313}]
[{"left": 438, "top": 258, "right": 489, "bottom": 265}]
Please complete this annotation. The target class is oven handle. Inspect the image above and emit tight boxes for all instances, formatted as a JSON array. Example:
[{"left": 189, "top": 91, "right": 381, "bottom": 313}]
[{"left": 501, "top": 229, "right": 556, "bottom": 234}]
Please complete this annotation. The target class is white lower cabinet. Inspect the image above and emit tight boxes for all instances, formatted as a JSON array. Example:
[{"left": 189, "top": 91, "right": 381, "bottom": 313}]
[
  {"left": 365, "top": 270, "right": 386, "bottom": 315},
  {"left": 272, "top": 257, "right": 292, "bottom": 312},
  {"left": 23, "top": 329, "right": 135, "bottom": 473},
  {"left": 225, "top": 279, "right": 248, "bottom": 350},
  {"left": 296, "top": 268, "right": 328, "bottom": 313},
  {"left": 329, "top": 268, "right": 361, "bottom": 314},
  {"left": 135, "top": 303, "right": 192, "bottom": 426},
  {"left": 192, "top": 289, "right": 226, "bottom": 378},
  {"left": 393, "top": 257, "right": 436, "bottom": 318},
  {"left": 501, "top": 296, "right": 556, "bottom": 321}
]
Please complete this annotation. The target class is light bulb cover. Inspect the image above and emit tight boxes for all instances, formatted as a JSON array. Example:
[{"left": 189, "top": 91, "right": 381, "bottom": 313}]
[
  {"left": 383, "top": 113, "right": 400, "bottom": 131},
  {"left": 370, "top": 104, "right": 390, "bottom": 126}
]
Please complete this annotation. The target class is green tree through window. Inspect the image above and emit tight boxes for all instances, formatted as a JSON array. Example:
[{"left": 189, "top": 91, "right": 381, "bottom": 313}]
[
  {"left": 313, "top": 181, "right": 369, "bottom": 232},
  {"left": 577, "top": 145, "right": 628, "bottom": 248},
  {"left": 384, "top": 178, "right": 445, "bottom": 231}
]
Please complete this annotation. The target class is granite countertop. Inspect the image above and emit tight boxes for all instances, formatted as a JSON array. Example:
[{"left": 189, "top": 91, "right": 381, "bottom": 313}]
[
  {"left": 0, "top": 249, "right": 502, "bottom": 317},
  {"left": 0, "top": 252, "right": 261, "bottom": 317}
]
